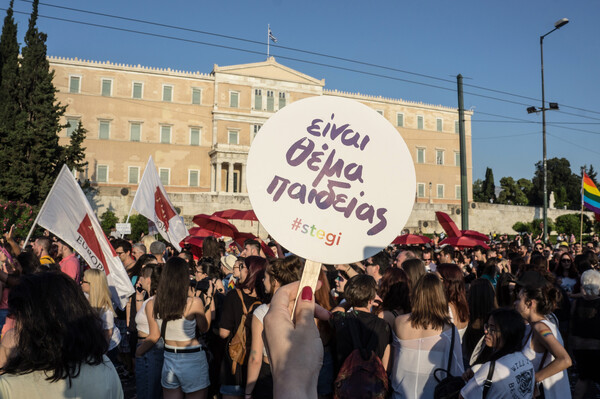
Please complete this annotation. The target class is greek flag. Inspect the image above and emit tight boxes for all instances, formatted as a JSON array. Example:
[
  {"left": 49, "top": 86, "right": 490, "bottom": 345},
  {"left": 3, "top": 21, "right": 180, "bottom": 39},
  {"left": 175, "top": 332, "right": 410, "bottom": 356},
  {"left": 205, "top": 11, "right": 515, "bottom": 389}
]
[{"left": 269, "top": 28, "right": 277, "bottom": 43}]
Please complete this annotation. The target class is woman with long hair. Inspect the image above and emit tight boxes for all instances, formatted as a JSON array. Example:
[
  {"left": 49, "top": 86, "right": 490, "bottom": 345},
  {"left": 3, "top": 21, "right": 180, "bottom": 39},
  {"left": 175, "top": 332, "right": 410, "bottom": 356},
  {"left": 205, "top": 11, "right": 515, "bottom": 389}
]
[
  {"left": 134, "top": 264, "right": 163, "bottom": 399},
  {"left": 391, "top": 273, "right": 463, "bottom": 398},
  {"left": 219, "top": 255, "right": 267, "bottom": 399},
  {"left": 136, "top": 257, "right": 213, "bottom": 399},
  {"left": 463, "top": 278, "right": 497, "bottom": 364},
  {"left": 379, "top": 267, "right": 411, "bottom": 329},
  {"left": 81, "top": 268, "right": 121, "bottom": 365},
  {"left": 515, "top": 271, "right": 572, "bottom": 399},
  {"left": 400, "top": 258, "right": 426, "bottom": 296},
  {"left": 553, "top": 252, "right": 579, "bottom": 295},
  {"left": 437, "top": 263, "right": 470, "bottom": 342},
  {"left": 460, "top": 308, "right": 534, "bottom": 398},
  {"left": 0, "top": 272, "right": 123, "bottom": 397},
  {"left": 245, "top": 256, "right": 303, "bottom": 399}
]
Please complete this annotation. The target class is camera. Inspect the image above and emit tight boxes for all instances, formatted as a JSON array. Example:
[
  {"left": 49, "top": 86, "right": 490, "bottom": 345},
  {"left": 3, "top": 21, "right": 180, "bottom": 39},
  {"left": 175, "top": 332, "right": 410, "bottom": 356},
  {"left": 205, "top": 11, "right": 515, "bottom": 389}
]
[{"left": 190, "top": 277, "right": 211, "bottom": 293}]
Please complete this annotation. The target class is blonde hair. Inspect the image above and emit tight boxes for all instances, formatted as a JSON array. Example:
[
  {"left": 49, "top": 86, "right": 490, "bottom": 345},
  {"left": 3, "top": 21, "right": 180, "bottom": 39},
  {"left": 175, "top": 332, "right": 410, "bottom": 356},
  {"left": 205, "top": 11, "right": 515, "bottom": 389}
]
[{"left": 84, "top": 269, "right": 115, "bottom": 315}]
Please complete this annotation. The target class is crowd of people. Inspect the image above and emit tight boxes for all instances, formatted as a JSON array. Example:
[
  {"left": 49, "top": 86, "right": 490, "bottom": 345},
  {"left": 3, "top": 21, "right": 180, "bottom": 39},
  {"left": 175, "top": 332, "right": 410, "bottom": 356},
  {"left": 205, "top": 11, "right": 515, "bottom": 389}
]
[{"left": 0, "top": 226, "right": 599, "bottom": 398}]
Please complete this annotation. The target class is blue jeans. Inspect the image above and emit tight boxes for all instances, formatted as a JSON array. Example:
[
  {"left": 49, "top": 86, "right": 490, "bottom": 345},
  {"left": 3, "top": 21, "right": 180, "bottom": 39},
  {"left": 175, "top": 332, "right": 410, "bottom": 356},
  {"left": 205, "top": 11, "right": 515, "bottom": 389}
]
[
  {"left": 136, "top": 339, "right": 165, "bottom": 399},
  {"left": 0, "top": 309, "right": 9, "bottom": 332}
]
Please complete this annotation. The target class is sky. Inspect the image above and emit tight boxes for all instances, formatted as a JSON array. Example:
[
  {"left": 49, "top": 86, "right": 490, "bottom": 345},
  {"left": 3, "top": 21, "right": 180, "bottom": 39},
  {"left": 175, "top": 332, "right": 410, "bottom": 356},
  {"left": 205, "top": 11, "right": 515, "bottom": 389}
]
[{"left": 3, "top": 0, "right": 599, "bottom": 184}]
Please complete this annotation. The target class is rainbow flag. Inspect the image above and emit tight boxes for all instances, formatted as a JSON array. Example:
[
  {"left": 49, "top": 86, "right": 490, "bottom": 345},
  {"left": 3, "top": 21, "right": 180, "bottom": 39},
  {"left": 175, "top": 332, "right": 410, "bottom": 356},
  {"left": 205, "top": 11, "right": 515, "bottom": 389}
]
[{"left": 583, "top": 172, "right": 600, "bottom": 215}]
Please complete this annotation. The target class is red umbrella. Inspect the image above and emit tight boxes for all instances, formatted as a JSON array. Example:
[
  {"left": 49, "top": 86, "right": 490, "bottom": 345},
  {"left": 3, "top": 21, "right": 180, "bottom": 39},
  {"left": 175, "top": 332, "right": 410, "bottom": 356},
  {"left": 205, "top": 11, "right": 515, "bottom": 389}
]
[
  {"left": 460, "top": 230, "right": 490, "bottom": 242},
  {"left": 213, "top": 209, "right": 258, "bottom": 222},
  {"left": 439, "top": 236, "right": 489, "bottom": 249},
  {"left": 188, "top": 227, "right": 221, "bottom": 238},
  {"left": 192, "top": 214, "right": 239, "bottom": 237},
  {"left": 232, "top": 232, "right": 275, "bottom": 258},
  {"left": 435, "top": 211, "right": 461, "bottom": 238},
  {"left": 179, "top": 236, "right": 206, "bottom": 258},
  {"left": 392, "top": 234, "right": 432, "bottom": 245}
]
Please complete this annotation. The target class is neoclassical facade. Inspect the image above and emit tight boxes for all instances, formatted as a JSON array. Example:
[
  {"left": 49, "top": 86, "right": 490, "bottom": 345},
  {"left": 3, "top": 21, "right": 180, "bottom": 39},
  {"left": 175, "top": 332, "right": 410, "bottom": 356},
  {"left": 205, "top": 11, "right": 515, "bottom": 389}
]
[{"left": 51, "top": 56, "right": 472, "bottom": 214}]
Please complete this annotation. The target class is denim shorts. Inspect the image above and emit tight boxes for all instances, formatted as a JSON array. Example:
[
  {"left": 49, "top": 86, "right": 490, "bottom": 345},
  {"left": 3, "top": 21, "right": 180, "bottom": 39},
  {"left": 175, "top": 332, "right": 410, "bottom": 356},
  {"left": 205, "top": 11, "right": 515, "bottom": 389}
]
[
  {"left": 220, "top": 384, "right": 244, "bottom": 396},
  {"left": 162, "top": 346, "right": 210, "bottom": 393}
]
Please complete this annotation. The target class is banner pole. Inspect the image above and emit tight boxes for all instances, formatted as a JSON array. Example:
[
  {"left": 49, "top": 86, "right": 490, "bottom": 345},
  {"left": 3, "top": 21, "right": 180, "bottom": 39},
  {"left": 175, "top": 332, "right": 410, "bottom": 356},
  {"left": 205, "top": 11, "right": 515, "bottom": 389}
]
[{"left": 580, "top": 167, "right": 585, "bottom": 244}]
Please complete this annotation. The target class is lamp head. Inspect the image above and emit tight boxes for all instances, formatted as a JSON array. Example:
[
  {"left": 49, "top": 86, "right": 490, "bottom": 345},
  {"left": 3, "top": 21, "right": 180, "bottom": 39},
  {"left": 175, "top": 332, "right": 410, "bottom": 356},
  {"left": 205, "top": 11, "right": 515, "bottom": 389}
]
[
  {"left": 554, "top": 18, "right": 569, "bottom": 29},
  {"left": 527, "top": 106, "right": 537, "bottom": 114}
]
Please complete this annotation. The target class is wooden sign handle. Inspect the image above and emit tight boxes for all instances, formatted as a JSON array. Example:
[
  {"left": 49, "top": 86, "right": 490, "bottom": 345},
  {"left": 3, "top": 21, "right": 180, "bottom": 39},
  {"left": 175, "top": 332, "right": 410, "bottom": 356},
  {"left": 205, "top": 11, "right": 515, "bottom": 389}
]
[{"left": 292, "top": 259, "right": 322, "bottom": 318}]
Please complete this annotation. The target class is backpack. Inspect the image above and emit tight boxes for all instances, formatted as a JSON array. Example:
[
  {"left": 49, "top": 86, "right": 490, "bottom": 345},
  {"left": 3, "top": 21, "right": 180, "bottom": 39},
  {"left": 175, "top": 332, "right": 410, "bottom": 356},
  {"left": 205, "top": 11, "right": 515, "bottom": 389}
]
[
  {"left": 334, "top": 313, "right": 388, "bottom": 399},
  {"left": 228, "top": 289, "right": 260, "bottom": 374},
  {"left": 433, "top": 325, "right": 465, "bottom": 399}
]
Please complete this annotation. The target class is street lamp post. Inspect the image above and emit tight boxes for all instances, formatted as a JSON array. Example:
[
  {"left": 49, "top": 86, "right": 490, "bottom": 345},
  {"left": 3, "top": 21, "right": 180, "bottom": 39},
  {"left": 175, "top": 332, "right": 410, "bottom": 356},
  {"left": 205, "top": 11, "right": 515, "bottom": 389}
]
[{"left": 530, "top": 18, "right": 569, "bottom": 243}]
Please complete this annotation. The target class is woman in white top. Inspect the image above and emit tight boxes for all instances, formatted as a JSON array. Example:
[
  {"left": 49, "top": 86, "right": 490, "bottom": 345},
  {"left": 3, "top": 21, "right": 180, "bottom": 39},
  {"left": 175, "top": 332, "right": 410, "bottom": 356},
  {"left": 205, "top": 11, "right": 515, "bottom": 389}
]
[
  {"left": 391, "top": 273, "right": 464, "bottom": 398},
  {"left": 245, "top": 256, "right": 303, "bottom": 399},
  {"left": 134, "top": 264, "right": 163, "bottom": 399},
  {"left": 460, "top": 308, "right": 534, "bottom": 399},
  {"left": 81, "top": 268, "right": 121, "bottom": 365},
  {"left": 136, "top": 257, "right": 214, "bottom": 399},
  {"left": 515, "top": 271, "right": 572, "bottom": 399}
]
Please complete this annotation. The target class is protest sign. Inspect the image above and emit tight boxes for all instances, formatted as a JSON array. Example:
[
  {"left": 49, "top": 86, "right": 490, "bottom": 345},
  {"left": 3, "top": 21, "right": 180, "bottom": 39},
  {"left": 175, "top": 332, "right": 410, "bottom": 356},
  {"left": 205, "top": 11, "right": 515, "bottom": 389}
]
[
  {"left": 116, "top": 223, "right": 131, "bottom": 235},
  {"left": 247, "top": 96, "right": 415, "bottom": 265}
]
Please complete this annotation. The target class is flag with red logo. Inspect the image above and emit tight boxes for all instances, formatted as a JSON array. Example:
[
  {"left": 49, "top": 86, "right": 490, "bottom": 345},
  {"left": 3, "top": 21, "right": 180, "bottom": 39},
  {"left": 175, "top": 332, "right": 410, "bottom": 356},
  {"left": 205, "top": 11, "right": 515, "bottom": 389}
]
[
  {"left": 35, "top": 165, "right": 134, "bottom": 309},
  {"left": 131, "top": 156, "right": 188, "bottom": 249}
]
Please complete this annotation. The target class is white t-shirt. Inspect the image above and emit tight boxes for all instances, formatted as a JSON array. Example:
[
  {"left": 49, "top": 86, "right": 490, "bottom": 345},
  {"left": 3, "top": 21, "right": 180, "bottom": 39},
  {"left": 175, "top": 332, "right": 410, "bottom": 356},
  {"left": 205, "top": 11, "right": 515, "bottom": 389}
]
[
  {"left": 100, "top": 308, "right": 121, "bottom": 351},
  {"left": 253, "top": 304, "right": 269, "bottom": 357},
  {"left": 461, "top": 352, "right": 534, "bottom": 399}
]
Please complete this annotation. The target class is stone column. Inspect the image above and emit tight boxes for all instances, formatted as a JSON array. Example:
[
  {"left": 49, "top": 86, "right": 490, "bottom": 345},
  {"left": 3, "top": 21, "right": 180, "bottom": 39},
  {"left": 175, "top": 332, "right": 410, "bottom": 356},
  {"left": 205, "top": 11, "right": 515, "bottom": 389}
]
[
  {"left": 210, "top": 163, "right": 215, "bottom": 192},
  {"left": 227, "top": 162, "right": 234, "bottom": 193},
  {"left": 241, "top": 163, "right": 247, "bottom": 193},
  {"left": 215, "top": 163, "right": 222, "bottom": 193}
]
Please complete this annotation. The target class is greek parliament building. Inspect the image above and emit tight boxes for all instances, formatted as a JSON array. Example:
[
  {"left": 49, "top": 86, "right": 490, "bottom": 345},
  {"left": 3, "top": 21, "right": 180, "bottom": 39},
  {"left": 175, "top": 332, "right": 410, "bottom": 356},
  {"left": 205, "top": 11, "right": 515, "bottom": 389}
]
[{"left": 51, "top": 55, "right": 473, "bottom": 233}]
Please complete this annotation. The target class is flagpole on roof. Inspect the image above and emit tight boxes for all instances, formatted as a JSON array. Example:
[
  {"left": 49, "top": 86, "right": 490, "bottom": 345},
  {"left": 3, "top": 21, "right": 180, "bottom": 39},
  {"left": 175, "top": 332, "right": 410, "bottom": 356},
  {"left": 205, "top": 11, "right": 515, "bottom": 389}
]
[{"left": 267, "top": 24, "right": 270, "bottom": 58}]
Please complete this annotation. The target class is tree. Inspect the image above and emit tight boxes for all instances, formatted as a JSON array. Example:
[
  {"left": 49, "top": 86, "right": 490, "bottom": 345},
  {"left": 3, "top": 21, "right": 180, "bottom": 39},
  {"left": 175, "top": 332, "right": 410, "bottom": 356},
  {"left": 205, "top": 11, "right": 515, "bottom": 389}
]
[
  {"left": 61, "top": 121, "right": 88, "bottom": 173},
  {"left": 100, "top": 210, "right": 118, "bottom": 235},
  {"left": 555, "top": 214, "right": 591, "bottom": 236},
  {"left": 482, "top": 167, "right": 496, "bottom": 203},
  {"left": 126, "top": 214, "right": 149, "bottom": 242},
  {"left": 528, "top": 158, "right": 580, "bottom": 210},
  {"left": 0, "top": 0, "right": 22, "bottom": 201},
  {"left": 472, "top": 179, "right": 485, "bottom": 202},
  {"left": 497, "top": 177, "right": 529, "bottom": 205}
]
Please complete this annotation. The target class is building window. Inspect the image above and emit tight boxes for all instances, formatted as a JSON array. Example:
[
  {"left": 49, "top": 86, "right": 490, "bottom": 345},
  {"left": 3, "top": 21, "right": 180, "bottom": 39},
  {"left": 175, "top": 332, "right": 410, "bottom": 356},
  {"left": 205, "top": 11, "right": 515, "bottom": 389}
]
[
  {"left": 417, "top": 115, "right": 424, "bottom": 130},
  {"left": 229, "top": 91, "right": 239, "bottom": 108},
  {"left": 455, "top": 185, "right": 461, "bottom": 199},
  {"left": 190, "top": 127, "right": 200, "bottom": 146},
  {"left": 66, "top": 118, "right": 79, "bottom": 137},
  {"left": 159, "top": 168, "right": 170, "bottom": 186},
  {"left": 192, "top": 88, "right": 202, "bottom": 105},
  {"left": 266, "top": 90, "right": 274, "bottom": 111},
  {"left": 376, "top": 110, "right": 384, "bottom": 116},
  {"left": 96, "top": 165, "right": 108, "bottom": 183},
  {"left": 436, "top": 150, "right": 444, "bottom": 165},
  {"left": 128, "top": 166, "right": 139, "bottom": 184},
  {"left": 454, "top": 151, "right": 460, "bottom": 167},
  {"left": 189, "top": 170, "right": 199, "bottom": 187},
  {"left": 279, "top": 92, "right": 286, "bottom": 109},
  {"left": 98, "top": 121, "right": 110, "bottom": 140},
  {"left": 253, "top": 124, "right": 262, "bottom": 139},
  {"left": 101, "top": 79, "right": 112, "bottom": 97},
  {"left": 254, "top": 89, "right": 262, "bottom": 110},
  {"left": 162, "top": 85, "right": 173, "bottom": 102},
  {"left": 417, "top": 183, "right": 425, "bottom": 198},
  {"left": 130, "top": 122, "right": 141, "bottom": 142},
  {"left": 437, "top": 184, "right": 444, "bottom": 199},
  {"left": 416, "top": 148, "right": 425, "bottom": 164},
  {"left": 455, "top": 120, "right": 459, "bottom": 134},
  {"left": 436, "top": 118, "right": 443, "bottom": 132},
  {"left": 69, "top": 76, "right": 80, "bottom": 93},
  {"left": 228, "top": 130, "right": 239, "bottom": 145},
  {"left": 132, "top": 82, "right": 143, "bottom": 99},
  {"left": 397, "top": 113, "right": 404, "bottom": 127},
  {"left": 160, "top": 125, "right": 171, "bottom": 144}
]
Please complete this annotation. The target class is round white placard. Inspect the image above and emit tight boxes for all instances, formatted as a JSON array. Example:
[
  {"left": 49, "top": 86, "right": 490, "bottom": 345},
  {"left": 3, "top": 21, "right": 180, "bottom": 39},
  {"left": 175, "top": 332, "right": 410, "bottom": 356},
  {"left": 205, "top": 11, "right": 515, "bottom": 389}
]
[{"left": 246, "top": 96, "right": 415, "bottom": 264}]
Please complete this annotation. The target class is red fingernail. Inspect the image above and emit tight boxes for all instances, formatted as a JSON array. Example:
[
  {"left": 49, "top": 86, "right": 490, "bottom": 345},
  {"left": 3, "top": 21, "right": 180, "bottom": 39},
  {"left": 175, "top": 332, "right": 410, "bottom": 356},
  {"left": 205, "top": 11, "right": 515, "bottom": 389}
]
[{"left": 301, "top": 286, "right": 312, "bottom": 301}]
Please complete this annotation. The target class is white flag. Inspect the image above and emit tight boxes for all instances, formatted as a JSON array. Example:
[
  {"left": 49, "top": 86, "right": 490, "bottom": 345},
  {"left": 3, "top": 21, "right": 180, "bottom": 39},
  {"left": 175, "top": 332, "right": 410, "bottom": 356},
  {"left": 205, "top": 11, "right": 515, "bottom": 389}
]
[
  {"left": 36, "top": 165, "right": 134, "bottom": 309},
  {"left": 131, "top": 156, "right": 188, "bottom": 249},
  {"left": 268, "top": 28, "right": 277, "bottom": 43}
]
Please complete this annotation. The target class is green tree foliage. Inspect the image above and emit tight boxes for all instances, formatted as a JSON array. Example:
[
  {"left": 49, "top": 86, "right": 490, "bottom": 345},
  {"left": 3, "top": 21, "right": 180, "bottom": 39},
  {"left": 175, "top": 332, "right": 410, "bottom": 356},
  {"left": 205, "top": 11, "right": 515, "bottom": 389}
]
[
  {"left": 512, "top": 221, "right": 529, "bottom": 233},
  {"left": 482, "top": 167, "right": 496, "bottom": 203},
  {"left": 61, "top": 121, "right": 88, "bottom": 173},
  {"left": 497, "top": 177, "right": 529, "bottom": 205},
  {"left": 512, "top": 218, "right": 555, "bottom": 235},
  {"left": 555, "top": 214, "right": 591, "bottom": 236},
  {"left": 100, "top": 210, "right": 118, "bottom": 235},
  {"left": 528, "top": 158, "right": 580, "bottom": 210},
  {"left": 472, "top": 179, "right": 484, "bottom": 202},
  {"left": 125, "top": 214, "right": 149, "bottom": 242}
]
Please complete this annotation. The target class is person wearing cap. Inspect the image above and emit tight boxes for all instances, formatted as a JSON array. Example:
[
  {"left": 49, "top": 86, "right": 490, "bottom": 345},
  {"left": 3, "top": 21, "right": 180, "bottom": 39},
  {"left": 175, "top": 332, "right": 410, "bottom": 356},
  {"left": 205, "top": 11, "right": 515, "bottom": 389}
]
[
  {"left": 221, "top": 254, "right": 239, "bottom": 293},
  {"left": 149, "top": 241, "right": 166, "bottom": 264},
  {"left": 515, "top": 271, "right": 571, "bottom": 399}
]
